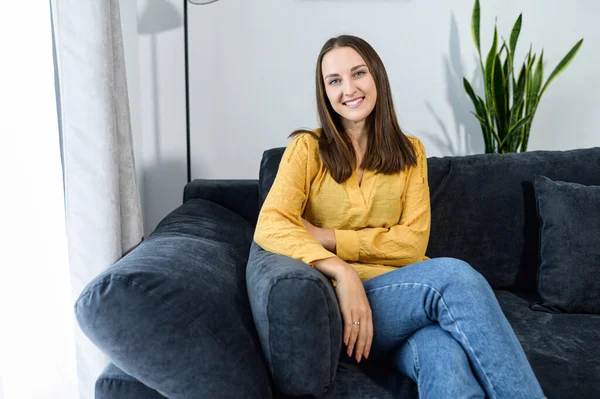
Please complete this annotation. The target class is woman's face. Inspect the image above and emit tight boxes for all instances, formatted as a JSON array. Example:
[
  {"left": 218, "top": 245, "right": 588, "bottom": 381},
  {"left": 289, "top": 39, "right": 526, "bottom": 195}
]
[{"left": 321, "top": 46, "right": 377, "bottom": 128}]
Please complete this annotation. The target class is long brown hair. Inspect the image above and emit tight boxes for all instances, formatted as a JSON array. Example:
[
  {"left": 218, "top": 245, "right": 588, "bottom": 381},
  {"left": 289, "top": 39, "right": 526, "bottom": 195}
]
[{"left": 290, "top": 35, "right": 417, "bottom": 184}]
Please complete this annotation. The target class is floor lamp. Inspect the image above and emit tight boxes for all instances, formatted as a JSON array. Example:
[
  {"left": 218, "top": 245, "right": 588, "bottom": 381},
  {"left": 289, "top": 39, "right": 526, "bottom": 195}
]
[{"left": 185, "top": 0, "right": 221, "bottom": 182}]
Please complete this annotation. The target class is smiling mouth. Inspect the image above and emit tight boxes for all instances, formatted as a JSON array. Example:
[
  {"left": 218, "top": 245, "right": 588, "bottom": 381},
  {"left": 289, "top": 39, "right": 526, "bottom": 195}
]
[{"left": 343, "top": 97, "right": 365, "bottom": 107}]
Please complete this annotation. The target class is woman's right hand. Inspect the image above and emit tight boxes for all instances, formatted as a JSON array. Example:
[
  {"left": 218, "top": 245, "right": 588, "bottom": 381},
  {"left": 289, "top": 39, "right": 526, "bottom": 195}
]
[{"left": 334, "top": 265, "right": 373, "bottom": 363}]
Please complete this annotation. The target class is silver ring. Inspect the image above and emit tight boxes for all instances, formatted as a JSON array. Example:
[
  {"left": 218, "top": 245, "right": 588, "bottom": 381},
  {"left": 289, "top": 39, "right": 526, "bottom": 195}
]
[{"left": 353, "top": 321, "right": 360, "bottom": 325}]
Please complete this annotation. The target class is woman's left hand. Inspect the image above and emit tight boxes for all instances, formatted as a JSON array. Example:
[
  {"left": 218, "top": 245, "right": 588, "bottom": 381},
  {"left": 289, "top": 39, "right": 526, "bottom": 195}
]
[{"left": 302, "top": 218, "right": 336, "bottom": 252}]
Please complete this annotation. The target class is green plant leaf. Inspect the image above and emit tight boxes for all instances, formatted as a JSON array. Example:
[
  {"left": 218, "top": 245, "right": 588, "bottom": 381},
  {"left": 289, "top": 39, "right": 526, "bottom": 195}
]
[
  {"left": 503, "top": 55, "right": 510, "bottom": 89},
  {"left": 502, "top": 113, "right": 534, "bottom": 147},
  {"left": 492, "top": 54, "right": 508, "bottom": 146},
  {"left": 503, "top": 39, "right": 516, "bottom": 83},
  {"left": 484, "top": 25, "right": 498, "bottom": 118},
  {"left": 471, "top": 111, "right": 500, "bottom": 152},
  {"left": 509, "top": 14, "right": 522, "bottom": 55},
  {"left": 474, "top": 99, "right": 501, "bottom": 148},
  {"left": 509, "top": 66, "right": 527, "bottom": 150},
  {"left": 526, "top": 51, "right": 542, "bottom": 128},
  {"left": 514, "top": 62, "right": 527, "bottom": 106},
  {"left": 532, "top": 50, "right": 545, "bottom": 103},
  {"left": 464, "top": 78, "right": 494, "bottom": 152},
  {"left": 524, "top": 49, "right": 536, "bottom": 116},
  {"left": 540, "top": 38, "right": 584, "bottom": 96},
  {"left": 512, "top": 102, "right": 526, "bottom": 150},
  {"left": 472, "top": 0, "right": 481, "bottom": 56},
  {"left": 499, "top": 42, "right": 510, "bottom": 85},
  {"left": 463, "top": 78, "right": 480, "bottom": 109},
  {"left": 500, "top": 115, "right": 533, "bottom": 153}
]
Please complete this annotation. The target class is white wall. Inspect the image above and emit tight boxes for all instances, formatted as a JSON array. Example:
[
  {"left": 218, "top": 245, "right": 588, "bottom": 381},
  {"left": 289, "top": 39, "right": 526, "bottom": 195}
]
[
  {"left": 188, "top": 0, "right": 600, "bottom": 179},
  {"left": 121, "top": 0, "right": 187, "bottom": 235},
  {"left": 121, "top": 0, "right": 600, "bottom": 233}
]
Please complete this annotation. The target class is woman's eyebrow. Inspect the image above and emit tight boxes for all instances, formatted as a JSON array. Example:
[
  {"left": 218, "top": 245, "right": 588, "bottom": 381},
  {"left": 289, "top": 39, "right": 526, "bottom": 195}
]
[{"left": 324, "top": 64, "right": 367, "bottom": 80}]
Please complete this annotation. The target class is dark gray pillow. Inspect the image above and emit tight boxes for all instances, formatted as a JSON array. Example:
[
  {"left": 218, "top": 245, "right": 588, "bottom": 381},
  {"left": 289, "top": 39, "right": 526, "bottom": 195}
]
[
  {"left": 246, "top": 242, "right": 342, "bottom": 397},
  {"left": 533, "top": 175, "right": 600, "bottom": 313},
  {"left": 75, "top": 200, "right": 272, "bottom": 399}
]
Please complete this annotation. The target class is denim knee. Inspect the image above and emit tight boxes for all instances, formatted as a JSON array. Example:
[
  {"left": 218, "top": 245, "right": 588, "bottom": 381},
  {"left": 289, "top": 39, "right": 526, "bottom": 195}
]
[
  {"left": 394, "top": 324, "right": 471, "bottom": 381},
  {"left": 431, "top": 257, "right": 490, "bottom": 292}
]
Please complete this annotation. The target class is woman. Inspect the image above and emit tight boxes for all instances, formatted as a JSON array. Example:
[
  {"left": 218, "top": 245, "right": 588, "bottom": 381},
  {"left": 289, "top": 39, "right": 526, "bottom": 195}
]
[{"left": 254, "top": 35, "right": 544, "bottom": 398}]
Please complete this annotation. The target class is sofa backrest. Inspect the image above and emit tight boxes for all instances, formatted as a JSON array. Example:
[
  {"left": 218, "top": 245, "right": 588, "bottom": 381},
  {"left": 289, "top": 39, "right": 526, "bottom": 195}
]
[{"left": 259, "top": 145, "right": 600, "bottom": 291}]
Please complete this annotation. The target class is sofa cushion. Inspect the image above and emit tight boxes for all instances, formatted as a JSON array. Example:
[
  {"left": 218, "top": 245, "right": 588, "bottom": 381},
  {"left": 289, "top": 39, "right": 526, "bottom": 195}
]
[
  {"left": 331, "top": 358, "right": 417, "bottom": 399},
  {"left": 96, "top": 363, "right": 166, "bottom": 399},
  {"left": 246, "top": 242, "right": 342, "bottom": 397},
  {"left": 425, "top": 148, "right": 600, "bottom": 291},
  {"left": 75, "top": 199, "right": 272, "bottom": 399},
  {"left": 533, "top": 176, "right": 600, "bottom": 313},
  {"left": 495, "top": 290, "right": 600, "bottom": 399},
  {"left": 259, "top": 148, "right": 285, "bottom": 208}
]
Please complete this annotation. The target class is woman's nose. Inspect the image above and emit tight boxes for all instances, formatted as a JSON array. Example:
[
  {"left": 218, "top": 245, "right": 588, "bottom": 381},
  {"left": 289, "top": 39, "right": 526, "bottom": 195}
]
[{"left": 342, "top": 79, "right": 357, "bottom": 97}]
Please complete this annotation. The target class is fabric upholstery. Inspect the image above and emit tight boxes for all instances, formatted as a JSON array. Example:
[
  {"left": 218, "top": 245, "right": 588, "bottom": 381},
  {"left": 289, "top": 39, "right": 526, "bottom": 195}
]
[
  {"left": 246, "top": 242, "right": 342, "bottom": 397},
  {"left": 259, "top": 148, "right": 285, "bottom": 208},
  {"left": 533, "top": 176, "right": 600, "bottom": 313},
  {"left": 90, "top": 146, "right": 600, "bottom": 399},
  {"left": 183, "top": 179, "right": 259, "bottom": 226},
  {"left": 75, "top": 199, "right": 272, "bottom": 399},
  {"left": 495, "top": 290, "right": 600, "bottom": 399},
  {"left": 98, "top": 358, "right": 417, "bottom": 399},
  {"left": 423, "top": 148, "right": 600, "bottom": 291},
  {"left": 96, "top": 363, "right": 166, "bottom": 399}
]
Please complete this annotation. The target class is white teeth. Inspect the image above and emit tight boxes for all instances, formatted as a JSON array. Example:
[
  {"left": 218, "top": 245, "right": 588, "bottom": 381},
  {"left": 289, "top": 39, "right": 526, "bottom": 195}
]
[{"left": 345, "top": 98, "right": 363, "bottom": 106}]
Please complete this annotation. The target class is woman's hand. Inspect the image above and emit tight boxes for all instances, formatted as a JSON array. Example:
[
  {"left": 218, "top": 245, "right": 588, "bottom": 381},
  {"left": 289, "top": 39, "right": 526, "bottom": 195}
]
[
  {"left": 302, "top": 218, "right": 336, "bottom": 252},
  {"left": 335, "top": 266, "right": 373, "bottom": 363}
]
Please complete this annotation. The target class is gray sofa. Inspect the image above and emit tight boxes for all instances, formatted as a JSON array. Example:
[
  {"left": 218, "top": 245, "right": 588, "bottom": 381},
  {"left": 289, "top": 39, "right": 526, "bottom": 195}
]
[{"left": 76, "top": 145, "right": 600, "bottom": 398}]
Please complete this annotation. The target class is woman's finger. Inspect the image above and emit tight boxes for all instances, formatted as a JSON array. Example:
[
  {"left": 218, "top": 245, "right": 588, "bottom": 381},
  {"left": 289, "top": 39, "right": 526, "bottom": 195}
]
[
  {"left": 354, "top": 313, "right": 368, "bottom": 362},
  {"left": 346, "top": 311, "right": 360, "bottom": 357},
  {"left": 342, "top": 309, "right": 352, "bottom": 346},
  {"left": 364, "top": 310, "right": 373, "bottom": 359}
]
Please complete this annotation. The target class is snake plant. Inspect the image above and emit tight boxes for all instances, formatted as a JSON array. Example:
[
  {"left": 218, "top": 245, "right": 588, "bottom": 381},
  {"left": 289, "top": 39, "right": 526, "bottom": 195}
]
[{"left": 464, "top": 0, "right": 584, "bottom": 153}]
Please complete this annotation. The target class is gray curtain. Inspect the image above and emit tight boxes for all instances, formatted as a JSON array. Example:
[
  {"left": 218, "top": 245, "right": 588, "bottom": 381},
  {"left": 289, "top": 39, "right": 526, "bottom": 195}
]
[{"left": 51, "top": 0, "right": 144, "bottom": 397}]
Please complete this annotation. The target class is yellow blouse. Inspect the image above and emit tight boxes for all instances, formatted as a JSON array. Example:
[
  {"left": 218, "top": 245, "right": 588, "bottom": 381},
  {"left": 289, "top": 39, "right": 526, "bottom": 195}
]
[{"left": 254, "top": 131, "right": 431, "bottom": 281}]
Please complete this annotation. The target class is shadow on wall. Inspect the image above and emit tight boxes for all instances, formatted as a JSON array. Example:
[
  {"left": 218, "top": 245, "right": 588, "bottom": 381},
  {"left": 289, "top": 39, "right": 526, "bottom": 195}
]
[
  {"left": 138, "top": 0, "right": 185, "bottom": 235},
  {"left": 420, "top": 12, "right": 485, "bottom": 156},
  {"left": 139, "top": 160, "right": 187, "bottom": 235}
]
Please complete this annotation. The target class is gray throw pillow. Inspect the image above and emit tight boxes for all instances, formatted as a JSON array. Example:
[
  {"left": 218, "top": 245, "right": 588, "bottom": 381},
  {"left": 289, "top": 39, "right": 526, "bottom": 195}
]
[{"left": 533, "top": 175, "right": 600, "bottom": 314}]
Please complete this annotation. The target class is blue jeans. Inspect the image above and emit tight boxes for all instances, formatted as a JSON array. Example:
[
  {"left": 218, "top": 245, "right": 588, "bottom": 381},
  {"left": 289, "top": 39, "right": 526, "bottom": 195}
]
[{"left": 363, "top": 258, "right": 545, "bottom": 399}]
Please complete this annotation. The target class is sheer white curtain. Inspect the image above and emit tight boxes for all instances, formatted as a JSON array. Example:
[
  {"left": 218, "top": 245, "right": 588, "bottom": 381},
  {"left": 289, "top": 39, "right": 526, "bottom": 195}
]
[
  {"left": 1, "top": 2, "right": 78, "bottom": 399},
  {"left": 52, "top": 0, "right": 144, "bottom": 398},
  {"left": 1, "top": 1, "right": 143, "bottom": 398}
]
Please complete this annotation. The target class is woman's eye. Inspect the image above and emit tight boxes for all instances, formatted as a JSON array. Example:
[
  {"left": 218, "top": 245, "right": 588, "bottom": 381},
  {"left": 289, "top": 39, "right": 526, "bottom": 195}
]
[
  {"left": 355, "top": 70, "right": 365, "bottom": 77},
  {"left": 329, "top": 79, "right": 339, "bottom": 85}
]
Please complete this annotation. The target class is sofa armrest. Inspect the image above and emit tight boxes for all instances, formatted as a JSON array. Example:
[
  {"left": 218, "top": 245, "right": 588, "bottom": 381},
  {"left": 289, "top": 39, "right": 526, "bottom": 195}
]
[
  {"left": 246, "top": 242, "right": 342, "bottom": 397},
  {"left": 183, "top": 179, "right": 259, "bottom": 226},
  {"left": 75, "top": 200, "right": 272, "bottom": 399},
  {"left": 96, "top": 363, "right": 166, "bottom": 399}
]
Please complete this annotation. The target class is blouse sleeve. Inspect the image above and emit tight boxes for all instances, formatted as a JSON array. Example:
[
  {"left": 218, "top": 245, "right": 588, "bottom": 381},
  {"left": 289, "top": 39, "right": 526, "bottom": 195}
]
[
  {"left": 334, "top": 138, "right": 431, "bottom": 266},
  {"left": 254, "top": 134, "right": 337, "bottom": 265}
]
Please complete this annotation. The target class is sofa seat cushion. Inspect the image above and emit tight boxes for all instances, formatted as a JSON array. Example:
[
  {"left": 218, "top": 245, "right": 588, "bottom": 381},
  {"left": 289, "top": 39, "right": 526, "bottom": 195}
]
[
  {"left": 75, "top": 199, "right": 272, "bottom": 399},
  {"left": 97, "top": 358, "right": 417, "bottom": 399},
  {"left": 495, "top": 290, "right": 600, "bottom": 399},
  {"left": 329, "top": 358, "right": 417, "bottom": 399},
  {"left": 533, "top": 176, "right": 600, "bottom": 313}
]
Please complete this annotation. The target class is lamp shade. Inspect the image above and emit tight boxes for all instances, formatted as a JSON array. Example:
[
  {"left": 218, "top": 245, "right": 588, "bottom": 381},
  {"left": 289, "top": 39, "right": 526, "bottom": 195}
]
[
  {"left": 138, "top": 0, "right": 182, "bottom": 34},
  {"left": 188, "top": 0, "right": 220, "bottom": 4}
]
